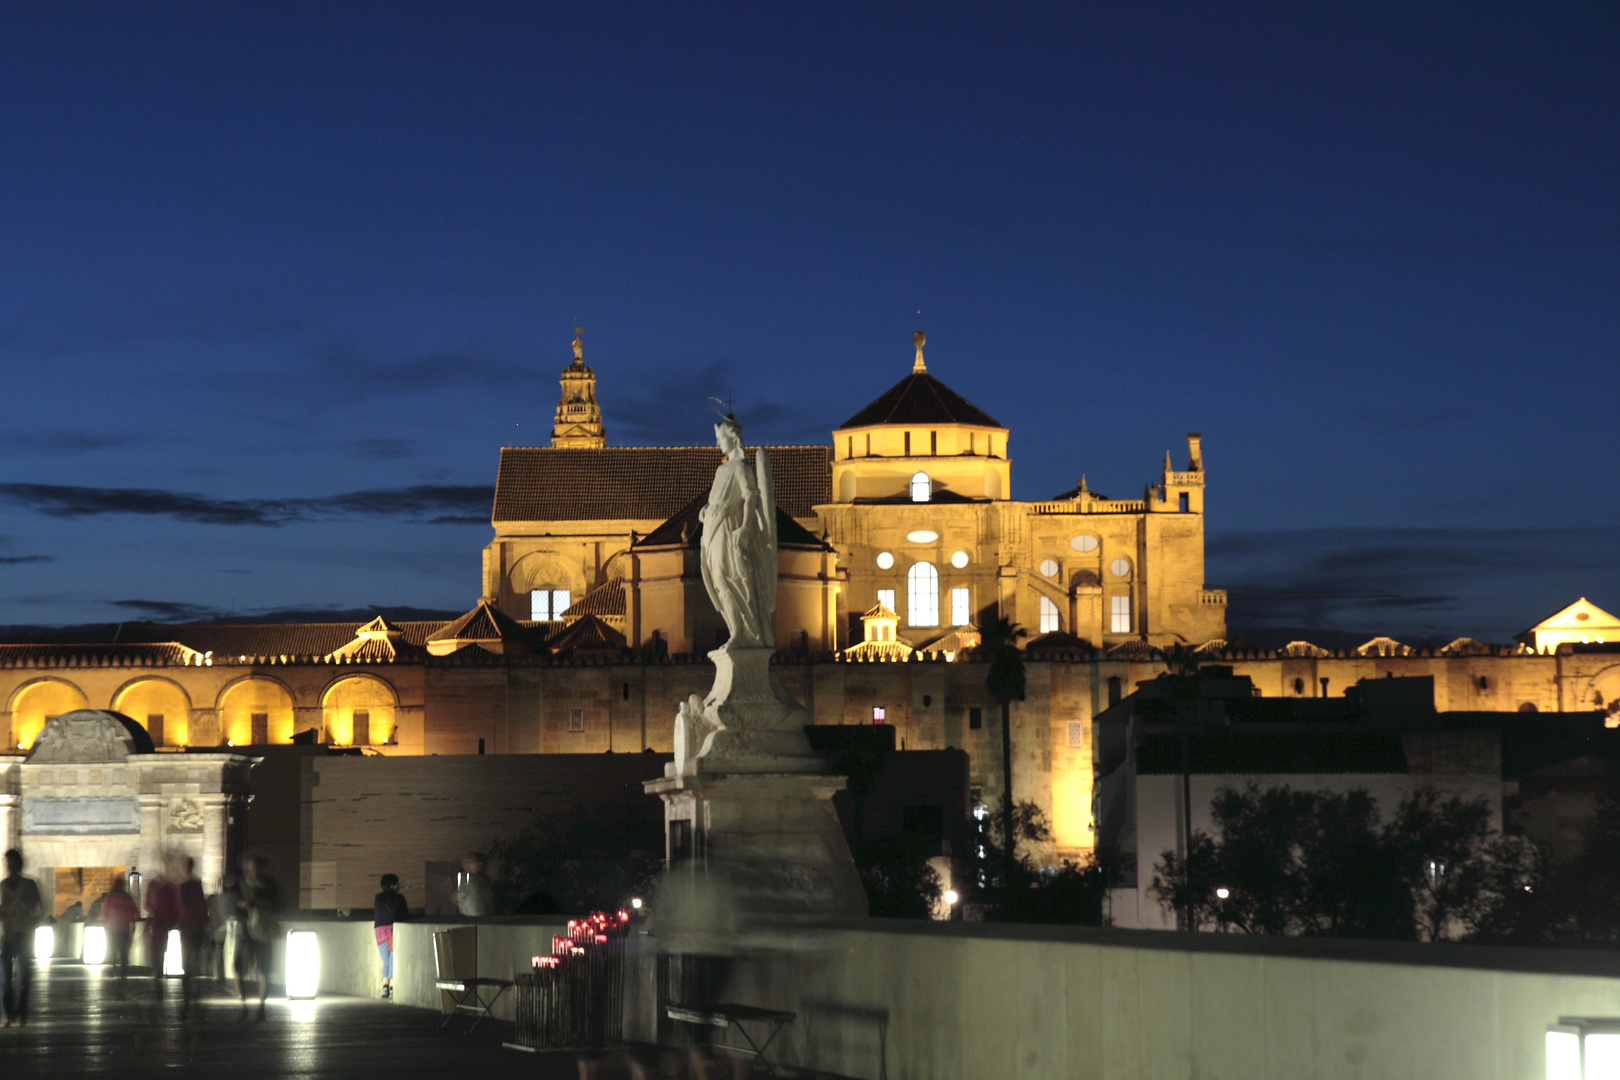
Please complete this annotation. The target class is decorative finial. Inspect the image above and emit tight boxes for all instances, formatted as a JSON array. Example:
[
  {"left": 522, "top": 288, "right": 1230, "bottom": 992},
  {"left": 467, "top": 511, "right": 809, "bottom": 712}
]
[
  {"left": 912, "top": 330, "right": 927, "bottom": 373},
  {"left": 572, "top": 326, "right": 583, "bottom": 362},
  {"left": 1078, "top": 473, "right": 1089, "bottom": 496}
]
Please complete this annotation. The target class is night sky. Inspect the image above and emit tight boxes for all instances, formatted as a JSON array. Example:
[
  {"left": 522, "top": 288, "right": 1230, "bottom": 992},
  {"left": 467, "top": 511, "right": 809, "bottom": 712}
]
[{"left": 0, "top": 2, "right": 1614, "bottom": 644}]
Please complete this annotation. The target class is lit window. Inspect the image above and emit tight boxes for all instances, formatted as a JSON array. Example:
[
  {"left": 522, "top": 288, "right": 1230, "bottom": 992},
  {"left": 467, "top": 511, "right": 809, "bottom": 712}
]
[
  {"left": 531, "top": 588, "right": 572, "bottom": 620},
  {"left": 910, "top": 472, "right": 931, "bottom": 502},
  {"left": 876, "top": 551, "right": 895, "bottom": 570},
  {"left": 877, "top": 588, "right": 896, "bottom": 611},
  {"left": 1039, "top": 595, "right": 1060, "bottom": 634},
  {"left": 951, "top": 587, "right": 970, "bottom": 626},
  {"left": 1071, "top": 534, "right": 1099, "bottom": 553},
  {"left": 907, "top": 562, "right": 939, "bottom": 627},
  {"left": 950, "top": 550, "right": 969, "bottom": 569},
  {"left": 1110, "top": 594, "right": 1131, "bottom": 634},
  {"left": 873, "top": 707, "right": 886, "bottom": 723},
  {"left": 1110, "top": 557, "right": 1132, "bottom": 578},
  {"left": 1039, "top": 558, "right": 1059, "bottom": 578}
]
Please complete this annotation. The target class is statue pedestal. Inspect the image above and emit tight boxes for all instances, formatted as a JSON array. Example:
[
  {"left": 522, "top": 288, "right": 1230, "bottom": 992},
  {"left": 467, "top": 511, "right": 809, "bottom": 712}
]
[
  {"left": 650, "top": 644, "right": 867, "bottom": 917},
  {"left": 644, "top": 771, "right": 868, "bottom": 917},
  {"left": 688, "top": 645, "right": 824, "bottom": 775}
]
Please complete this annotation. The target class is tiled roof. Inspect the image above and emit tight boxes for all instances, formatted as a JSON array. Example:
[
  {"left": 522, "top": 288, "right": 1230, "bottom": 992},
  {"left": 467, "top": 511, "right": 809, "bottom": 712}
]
[
  {"left": 111, "top": 621, "right": 449, "bottom": 656},
  {"left": 0, "top": 643, "right": 198, "bottom": 669},
  {"left": 636, "top": 494, "right": 829, "bottom": 549},
  {"left": 545, "top": 614, "right": 627, "bottom": 653},
  {"left": 563, "top": 581, "right": 627, "bottom": 619},
  {"left": 837, "top": 372, "right": 1002, "bottom": 430},
  {"left": 427, "top": 601, "right": 530, "bottom": 644},
  {"left": 494, "top": 446, "right": 832, "bottom": 522},
  {"left": 1026, "top": 631, "right": 1096, "bottom": 652}
]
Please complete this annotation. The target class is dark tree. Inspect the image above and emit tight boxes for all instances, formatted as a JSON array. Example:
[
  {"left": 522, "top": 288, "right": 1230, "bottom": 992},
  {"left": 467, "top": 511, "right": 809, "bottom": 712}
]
[
  {"left": 979, "top": 617, "right": 1027, "bottom": 886},
  {"left": 489, "top": 798, "right": 665, "bottom": 915},
  {"left": 1151, "top": 782, "right": 1499, "bottom": 941},
  {"left": 977, "top": 798, "right": 1120, "bottom": 925}
]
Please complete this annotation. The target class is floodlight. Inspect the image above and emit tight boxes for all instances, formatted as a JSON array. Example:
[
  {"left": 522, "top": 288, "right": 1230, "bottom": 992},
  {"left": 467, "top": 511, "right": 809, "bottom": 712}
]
[{"left": 285, "top": 931, "right": 320, "bottom": 999}]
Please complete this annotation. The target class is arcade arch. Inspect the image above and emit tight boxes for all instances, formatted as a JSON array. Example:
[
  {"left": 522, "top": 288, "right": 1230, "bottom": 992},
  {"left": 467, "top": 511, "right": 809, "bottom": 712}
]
[
  {"left": 322, "top": 674, "right": 397, "bottom": 746},
  {"left": 8, "top": 679, "right": 89, "bottom": 750},
  {"left": 111, "top": 677, "right": 191, "bottom": 747},
  {"left": 217, "top": 677, "right": 296, "bottom": 746}
]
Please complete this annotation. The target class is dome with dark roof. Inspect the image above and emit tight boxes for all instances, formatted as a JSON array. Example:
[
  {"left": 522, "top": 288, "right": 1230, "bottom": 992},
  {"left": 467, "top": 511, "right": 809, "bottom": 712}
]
[{"left": 837, "top": 368, "right": 1002, "bottom": 431}]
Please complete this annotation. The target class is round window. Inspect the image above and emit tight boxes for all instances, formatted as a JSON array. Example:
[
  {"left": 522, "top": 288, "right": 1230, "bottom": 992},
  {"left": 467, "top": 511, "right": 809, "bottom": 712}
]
[
  {"left": 876, "top": 551, "right": 894, "bottom": 570},
  {"left": 1071, "top": 534, "right": 1100, "bottom": 553},
  {"left": 1110, "top": 557, "right": 1132, "bottom": 578},
  {"left": 950, "top": 550, "right": 970, "bottom": 569},
  {"left": 1039, "top": 558, "right": 1059, "bottom": 578}
]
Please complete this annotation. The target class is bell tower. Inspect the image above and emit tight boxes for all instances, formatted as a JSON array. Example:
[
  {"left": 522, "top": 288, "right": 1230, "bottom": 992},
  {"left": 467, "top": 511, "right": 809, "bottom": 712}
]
[{"left": 550, "top": 328, "right": 606, "bottom": 449}]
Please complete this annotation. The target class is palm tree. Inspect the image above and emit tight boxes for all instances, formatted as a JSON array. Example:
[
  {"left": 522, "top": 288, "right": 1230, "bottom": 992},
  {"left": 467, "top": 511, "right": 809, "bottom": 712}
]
[{"left": 979, "top": 617, "right": 1027, "bottom": 884}]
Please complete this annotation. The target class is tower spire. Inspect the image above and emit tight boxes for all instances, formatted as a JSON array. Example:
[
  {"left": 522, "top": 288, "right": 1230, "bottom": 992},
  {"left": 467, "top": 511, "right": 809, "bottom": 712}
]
[
  {"left": 551, "top": 328, "right": 605, "bottom": 448},
  {"left": 912, "top": 330, "right": 927, "bottom": 374}
]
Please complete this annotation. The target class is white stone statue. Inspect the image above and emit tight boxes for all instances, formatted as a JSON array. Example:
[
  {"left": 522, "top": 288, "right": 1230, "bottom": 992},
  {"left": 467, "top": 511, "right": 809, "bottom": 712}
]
[{"left": 699, "top": 414, "right": 776, "bottom": 649}]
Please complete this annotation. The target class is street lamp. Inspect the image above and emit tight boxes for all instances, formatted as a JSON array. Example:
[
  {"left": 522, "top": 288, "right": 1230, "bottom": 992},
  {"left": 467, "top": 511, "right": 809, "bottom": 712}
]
[{"left": 1215, "top": 887, "right": 1230, "bottom": 900}]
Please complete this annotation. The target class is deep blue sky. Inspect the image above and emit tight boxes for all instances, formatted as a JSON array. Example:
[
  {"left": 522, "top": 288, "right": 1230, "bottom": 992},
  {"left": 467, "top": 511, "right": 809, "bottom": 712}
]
[{"left": 0, "top": 2, "right": 1614, "bottom": 644}]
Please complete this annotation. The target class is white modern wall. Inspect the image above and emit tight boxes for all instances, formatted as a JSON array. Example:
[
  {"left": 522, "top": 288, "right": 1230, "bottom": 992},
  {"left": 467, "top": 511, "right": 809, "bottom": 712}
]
[{"left": 279, "top": 915, "right": 1620, "bottom": 1080}]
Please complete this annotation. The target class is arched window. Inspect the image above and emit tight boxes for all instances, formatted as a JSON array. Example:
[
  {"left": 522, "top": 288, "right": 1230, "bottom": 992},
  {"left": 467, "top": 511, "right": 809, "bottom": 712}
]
[
  {"left": 1038, "top": 595, "right": 1060, "bottom": 634},
  {"left": 910, "top": 471, "right": 931, "bottom": 502},
  {"left": 907, "top": 561, "right": 939, "bottom": 627}
]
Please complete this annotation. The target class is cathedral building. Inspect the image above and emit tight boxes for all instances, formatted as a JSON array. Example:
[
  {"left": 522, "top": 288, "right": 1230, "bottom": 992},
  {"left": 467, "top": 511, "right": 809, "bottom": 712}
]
[
  {"left": 485, "top": 329, "right": 1226, "bottom": 657},
  {"left": 0, "top": 328, "right": 1614, "bottom": 912}
]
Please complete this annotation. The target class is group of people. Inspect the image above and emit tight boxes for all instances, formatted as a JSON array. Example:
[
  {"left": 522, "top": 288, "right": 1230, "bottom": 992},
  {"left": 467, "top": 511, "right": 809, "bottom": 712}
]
[{"left": 0, "top": 848, "right": 285, "bottom": 1025}]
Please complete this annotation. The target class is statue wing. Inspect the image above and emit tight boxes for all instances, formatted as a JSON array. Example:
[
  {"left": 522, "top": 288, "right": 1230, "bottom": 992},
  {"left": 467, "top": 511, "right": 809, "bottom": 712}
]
[{"left": 754, "top": 446, "right": 777, "bottom": 631}]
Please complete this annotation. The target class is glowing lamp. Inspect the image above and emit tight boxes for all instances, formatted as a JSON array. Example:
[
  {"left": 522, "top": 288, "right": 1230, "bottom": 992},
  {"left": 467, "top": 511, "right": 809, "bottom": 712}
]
[
  {"left": 1215, "top": 887, "right": 1231, "bottom": 899},
  {"left": 164, "top": 929, "right": 184, "bottom": 976},
  {"left": 83, "top": 925, "right": 107, "bottom": 965},
  {"left": 943, "top": 889, "right": 959, "bottom": 906},
  {"left": 285, "top": 930, "right": 320, "bottom": 999},
  {"left": 630, "top": 897, "right": 643, "bottom": 910},
  {"left": 33, "top": 924, "right": 53, "bottom": 959}
]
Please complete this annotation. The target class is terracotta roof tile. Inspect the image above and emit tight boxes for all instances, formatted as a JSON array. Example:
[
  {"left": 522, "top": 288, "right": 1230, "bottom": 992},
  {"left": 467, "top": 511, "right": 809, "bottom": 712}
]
[{"left": 494, "top": 446, "right": 831, "bottom": 522}]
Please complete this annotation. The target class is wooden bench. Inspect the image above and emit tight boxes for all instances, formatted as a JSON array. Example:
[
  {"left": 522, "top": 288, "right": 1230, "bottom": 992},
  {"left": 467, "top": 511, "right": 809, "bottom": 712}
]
[{"left": 667, "top": 1002, "right": 796, "bottom": 1076}]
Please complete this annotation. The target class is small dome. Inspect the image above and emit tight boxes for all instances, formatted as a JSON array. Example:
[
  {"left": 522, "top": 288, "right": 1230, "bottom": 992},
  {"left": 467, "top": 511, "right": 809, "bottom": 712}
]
[{"left": 29, "top": 709, "right": 154, "bottom": 762}]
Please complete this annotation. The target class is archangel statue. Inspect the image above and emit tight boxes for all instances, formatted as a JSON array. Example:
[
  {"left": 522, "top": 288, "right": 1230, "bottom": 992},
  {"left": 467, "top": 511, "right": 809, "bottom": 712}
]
[{"left": 699, "top": 414, "right": 776, "bottom": 650}]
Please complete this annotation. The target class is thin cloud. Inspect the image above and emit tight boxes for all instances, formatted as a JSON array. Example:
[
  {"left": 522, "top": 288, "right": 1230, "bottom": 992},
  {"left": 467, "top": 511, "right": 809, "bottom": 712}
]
[
  {"left": 0, "top": 482, "right": 493, "bottom": 527},
  {"left": 0, "top": 555, "right": 56, "bottom": 565},
  {"left": 106, "top": 599, "right": 222, "bottom": 621},
  {"left": 0, "top": 431, "right": 141, "bottom": 454}
]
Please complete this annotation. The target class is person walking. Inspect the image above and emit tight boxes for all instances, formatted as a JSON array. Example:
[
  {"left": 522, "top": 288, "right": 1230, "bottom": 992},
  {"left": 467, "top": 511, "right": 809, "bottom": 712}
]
[
  {"left": 146, "top": 854, "right": 182, "bottom": 1000},
  {"left": 100, "top": 875, "right": 141, "bottom": 996},
  {"left": 205, "top": 872, "right": 238, "bottom": 985},
  {"left": 0, "top": 849, "right": 44, "bottom": 1028},
  {"left": 176, "top": 857, "right": 210, "bottom": 1018},
  {"left": 234, "top": 854, "right": 282, "bottom": 1021},
  {"left": 372, "top": 874, "right": 408, "bottom": 1000}
]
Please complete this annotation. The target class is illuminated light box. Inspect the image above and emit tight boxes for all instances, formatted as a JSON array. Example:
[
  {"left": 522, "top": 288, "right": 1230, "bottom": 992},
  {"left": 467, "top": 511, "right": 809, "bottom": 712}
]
[
  {"left": 33, "top": 925, "right": 53, "bottom": 959},
  {"left": 83, "top": 925, "right": 107, "bottom": 966},
  {"left": 164, "top": 929, "right": 184, "bottom": 976},
  {"left": 285, "top": 931, "right": 319, "bottom": 999}
]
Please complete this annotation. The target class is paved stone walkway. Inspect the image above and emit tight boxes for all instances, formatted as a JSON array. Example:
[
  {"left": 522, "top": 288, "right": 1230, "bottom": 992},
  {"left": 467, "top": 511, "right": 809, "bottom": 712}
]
[{"left": 0, "top": 958, "right": 621, "bottom": 1077}]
